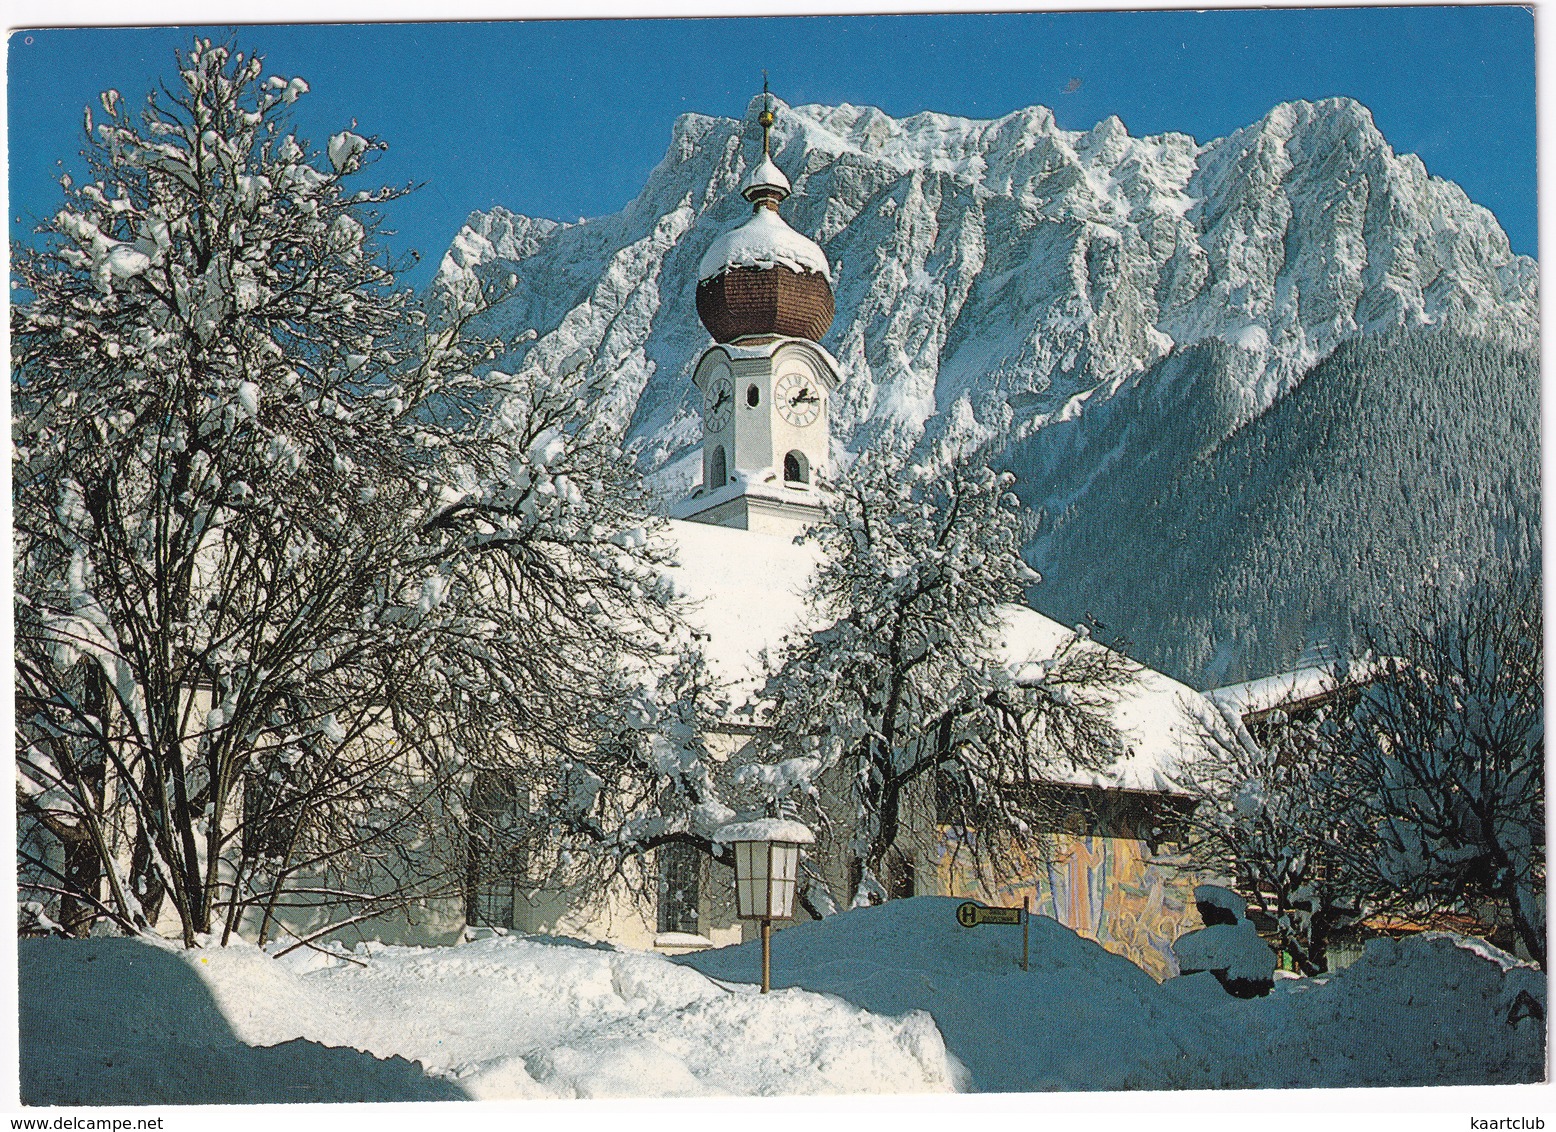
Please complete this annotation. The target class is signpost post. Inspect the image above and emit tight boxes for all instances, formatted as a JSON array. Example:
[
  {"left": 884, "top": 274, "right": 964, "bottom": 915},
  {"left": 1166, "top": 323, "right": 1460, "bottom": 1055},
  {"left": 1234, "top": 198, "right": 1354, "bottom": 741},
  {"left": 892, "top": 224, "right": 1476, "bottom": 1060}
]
[
  {"left": 1023, "top": 896, "right": 1029, "bottom": 972},
  {"left": 956, "top": 899, "right": 1030, "bottom": 972}
]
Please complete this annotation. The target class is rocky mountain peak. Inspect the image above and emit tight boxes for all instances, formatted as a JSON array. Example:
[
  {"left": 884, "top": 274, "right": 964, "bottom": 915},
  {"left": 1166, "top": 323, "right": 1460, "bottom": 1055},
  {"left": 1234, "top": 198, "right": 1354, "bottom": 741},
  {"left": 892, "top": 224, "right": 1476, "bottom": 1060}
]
[{"left": 436, "top": 95, "right": 1535, "bottom": 490}]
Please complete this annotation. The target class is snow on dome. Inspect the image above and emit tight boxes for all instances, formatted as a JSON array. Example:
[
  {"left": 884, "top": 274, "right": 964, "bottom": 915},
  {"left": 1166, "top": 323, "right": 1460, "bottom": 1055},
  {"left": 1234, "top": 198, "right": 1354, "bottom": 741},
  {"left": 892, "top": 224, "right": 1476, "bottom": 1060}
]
[
  {"left": 742, "top": 155, "right": 791, "bottom": 198},
  {"left": 698, "top": 208, "right": 831, "bottom": 283},
  {"left": 714, "top": 818, "right": 815, "bottom": 844}
]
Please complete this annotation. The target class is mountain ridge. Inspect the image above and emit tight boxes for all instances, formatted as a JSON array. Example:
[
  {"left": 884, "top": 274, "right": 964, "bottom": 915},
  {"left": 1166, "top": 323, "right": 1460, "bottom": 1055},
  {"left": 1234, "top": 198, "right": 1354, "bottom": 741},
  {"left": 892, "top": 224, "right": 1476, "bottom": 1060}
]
[
  {"left": 434, "top": 94, "right": 1538, "bottom": 685},
  {"left": 1014, "top": 327, "right": 1539, "bottom": 684},
  {"left": 437, "top": 94, "right": 1532, "bottom": 476}
]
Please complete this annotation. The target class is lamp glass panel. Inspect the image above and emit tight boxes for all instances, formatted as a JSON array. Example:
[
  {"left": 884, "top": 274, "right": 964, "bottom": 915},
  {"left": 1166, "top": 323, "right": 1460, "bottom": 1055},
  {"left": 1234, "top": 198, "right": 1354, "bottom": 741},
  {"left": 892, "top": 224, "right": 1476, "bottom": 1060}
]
[
  {"left": 734, "top": 839, "right": 780, "bottom": 918},
  {"left": 732, "top": 838, "right": 809, "bottom": 919},
  {"left": 734, "top": 841, "right": 755, "bottom": 918},
  {"left": 769, "top": 842, "right": 800, "bottom": 919}
]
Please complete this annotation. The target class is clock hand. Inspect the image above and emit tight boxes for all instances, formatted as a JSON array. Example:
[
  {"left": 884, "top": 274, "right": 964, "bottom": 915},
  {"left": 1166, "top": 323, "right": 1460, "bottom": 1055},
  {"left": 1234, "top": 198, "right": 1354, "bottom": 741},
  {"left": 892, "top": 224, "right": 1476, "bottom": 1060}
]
[
  {"left": 713, "top": 389, "right": 730, "bottom": 411},
  {"left": 791, "top": 387, "right": 819, "bottom": 406}
]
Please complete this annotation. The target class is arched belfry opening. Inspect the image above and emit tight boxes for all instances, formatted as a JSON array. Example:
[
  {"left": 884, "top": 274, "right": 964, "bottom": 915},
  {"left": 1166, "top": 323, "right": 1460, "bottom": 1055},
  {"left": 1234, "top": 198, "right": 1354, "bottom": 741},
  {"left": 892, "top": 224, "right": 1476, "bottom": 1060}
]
[
  {"left": 783, "top": 450, "right": 809, "bottom": 484},
  {"left": 709, "top": 445, "right": 728, "bottom": 488}
]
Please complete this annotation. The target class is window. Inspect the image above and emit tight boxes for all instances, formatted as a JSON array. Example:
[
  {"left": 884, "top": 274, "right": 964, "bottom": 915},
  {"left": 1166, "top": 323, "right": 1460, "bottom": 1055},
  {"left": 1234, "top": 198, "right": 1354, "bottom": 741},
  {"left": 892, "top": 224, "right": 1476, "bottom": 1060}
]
[
  {"left": 709, "top": 445, "right": 727, "bottom": 487},
  {"left": 241, "top": 771, "right": 294, "bottom": 862},
  {"left": 657, "top": 841, "right": 701, "bottom": 935},
  {"left": 467, "top": 770, "right": 525, "bottom": 928},
  {"left": 783, "top": 450, "right": 809, "bottom": 483},
  {"left": 746, "top": 384, "right": 760, "bottom": 408}
]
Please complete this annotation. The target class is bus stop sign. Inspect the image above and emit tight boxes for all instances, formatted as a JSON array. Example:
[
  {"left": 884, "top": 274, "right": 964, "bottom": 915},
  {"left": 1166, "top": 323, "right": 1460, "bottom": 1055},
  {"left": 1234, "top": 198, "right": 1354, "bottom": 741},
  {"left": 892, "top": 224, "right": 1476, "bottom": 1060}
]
[{"left": 956, "top": 901, "right": 1021, "bottom": 927}]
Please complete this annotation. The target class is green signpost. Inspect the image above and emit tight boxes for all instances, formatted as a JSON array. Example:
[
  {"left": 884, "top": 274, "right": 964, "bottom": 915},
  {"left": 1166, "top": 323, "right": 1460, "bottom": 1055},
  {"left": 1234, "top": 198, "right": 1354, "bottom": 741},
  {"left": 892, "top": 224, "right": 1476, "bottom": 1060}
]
[{"left": 955, "top": 899, "right": 1030, "bottom": 971}]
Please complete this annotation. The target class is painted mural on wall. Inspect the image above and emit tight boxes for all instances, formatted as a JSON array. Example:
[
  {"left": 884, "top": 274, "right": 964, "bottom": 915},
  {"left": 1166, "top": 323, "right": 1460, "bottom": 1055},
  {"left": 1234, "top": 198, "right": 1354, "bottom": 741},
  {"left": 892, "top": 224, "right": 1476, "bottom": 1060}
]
[{"left": 934, "top": 828, "right": 1203, "bottom": 981}]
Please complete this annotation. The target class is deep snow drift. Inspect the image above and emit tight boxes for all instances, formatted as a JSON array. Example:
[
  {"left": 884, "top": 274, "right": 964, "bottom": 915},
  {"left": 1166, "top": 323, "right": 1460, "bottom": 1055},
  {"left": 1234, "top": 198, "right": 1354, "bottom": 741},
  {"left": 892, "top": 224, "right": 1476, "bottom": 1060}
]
[
  {"left": 19, "top": 929, "right": 957, "bottom": 1105},
  {"left": 678, "top": 898, "right": 1544, "bottom": 1091},
  {"left": 19, "top": 897, "right": 1545, "bottom": 1104}
]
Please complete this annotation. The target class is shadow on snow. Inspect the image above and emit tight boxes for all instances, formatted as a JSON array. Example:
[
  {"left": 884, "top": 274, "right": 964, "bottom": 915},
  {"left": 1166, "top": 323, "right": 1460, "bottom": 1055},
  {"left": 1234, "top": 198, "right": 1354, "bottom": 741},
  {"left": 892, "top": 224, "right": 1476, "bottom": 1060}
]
[{"left": 19, "top": 936, "right": 467, "bottom": 1106}]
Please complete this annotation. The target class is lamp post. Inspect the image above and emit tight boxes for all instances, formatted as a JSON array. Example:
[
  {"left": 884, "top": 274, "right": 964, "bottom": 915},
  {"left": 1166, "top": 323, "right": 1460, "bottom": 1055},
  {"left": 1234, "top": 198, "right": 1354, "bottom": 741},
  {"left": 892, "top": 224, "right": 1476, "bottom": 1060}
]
[{"left": 716, "top": 819, "right": 814, "bottom": 993}]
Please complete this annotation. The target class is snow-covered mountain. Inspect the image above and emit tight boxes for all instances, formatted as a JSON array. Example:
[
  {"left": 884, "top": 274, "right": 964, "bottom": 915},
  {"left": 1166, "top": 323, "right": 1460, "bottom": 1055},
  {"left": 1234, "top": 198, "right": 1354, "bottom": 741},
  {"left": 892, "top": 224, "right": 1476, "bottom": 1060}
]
[
  {"left": 435, "top": 94, "right": 1538, "bottom": 684},
  {"left": 438, "top": 94, "right": 1533, "bottom": 474},
  {"left": 1020, "top": 328, "right": 1541, "bottom": 685}
]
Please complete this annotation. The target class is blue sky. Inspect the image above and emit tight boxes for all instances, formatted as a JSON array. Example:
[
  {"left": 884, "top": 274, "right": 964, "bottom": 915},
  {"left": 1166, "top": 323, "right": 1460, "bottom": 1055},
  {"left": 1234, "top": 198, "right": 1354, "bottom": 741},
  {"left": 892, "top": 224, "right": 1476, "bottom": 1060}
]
[{"left": 8, "top": 7, "right": 1537, "bottom": 287}]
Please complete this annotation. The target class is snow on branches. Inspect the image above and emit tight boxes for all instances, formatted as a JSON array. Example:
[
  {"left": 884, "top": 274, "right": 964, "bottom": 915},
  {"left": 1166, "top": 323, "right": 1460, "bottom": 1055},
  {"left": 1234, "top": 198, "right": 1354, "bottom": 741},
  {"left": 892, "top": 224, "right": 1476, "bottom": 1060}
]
[
  {"left": 1185, "top": 687, "right": 1371, "bottom": 975},
  {"left": 745, "top": 448, "right": 1133, "bottom": 910},
  {"left": 13, "top": 40, "right": 674, "bottom": 946},
  {"left": 1339, "top": 569, "right": 1545, "bottom": 964},
  {"left": 1187, "top": 566, "right": 1545, "bottom": 970}
]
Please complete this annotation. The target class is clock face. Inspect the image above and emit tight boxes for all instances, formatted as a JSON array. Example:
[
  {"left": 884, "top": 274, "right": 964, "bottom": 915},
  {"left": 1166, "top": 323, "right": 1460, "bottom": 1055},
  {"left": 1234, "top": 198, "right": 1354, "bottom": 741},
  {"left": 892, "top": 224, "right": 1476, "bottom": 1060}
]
[
  {"left": 704, "top": 375, "right": 734, "bottom": 432},
  {"left": 775, "top": 372, "right": 822, "bottom": 427}
]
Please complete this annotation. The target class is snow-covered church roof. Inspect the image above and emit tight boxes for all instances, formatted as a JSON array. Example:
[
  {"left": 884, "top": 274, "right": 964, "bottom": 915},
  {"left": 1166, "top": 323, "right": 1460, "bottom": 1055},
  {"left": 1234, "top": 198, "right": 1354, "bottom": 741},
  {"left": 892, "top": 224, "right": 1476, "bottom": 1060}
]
[
  {"left": 660, "top": 518, "right": 1212, "bottom": 795},
  {"left": 662, "top": 518, "right": 825, "bottom": 688},
  {"left": 697, "top": 207, "right": 832, "bottom": 283},
  {"left": 991, "top": 604, "right": 1213, "bottom": 795}
]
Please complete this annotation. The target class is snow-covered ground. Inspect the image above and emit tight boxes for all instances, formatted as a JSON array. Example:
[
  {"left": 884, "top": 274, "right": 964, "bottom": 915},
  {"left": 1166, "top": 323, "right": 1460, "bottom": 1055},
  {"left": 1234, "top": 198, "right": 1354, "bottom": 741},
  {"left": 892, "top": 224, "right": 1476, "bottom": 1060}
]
[
  {"left": 684, "top": 898, "right": 1546, "bottom": 1091},
  {"left": 19, "top": 927, "right": 956, "bottom": 1104},
  {"left": 18, "top": 897, "right": 1545, "bottom": 1105}
]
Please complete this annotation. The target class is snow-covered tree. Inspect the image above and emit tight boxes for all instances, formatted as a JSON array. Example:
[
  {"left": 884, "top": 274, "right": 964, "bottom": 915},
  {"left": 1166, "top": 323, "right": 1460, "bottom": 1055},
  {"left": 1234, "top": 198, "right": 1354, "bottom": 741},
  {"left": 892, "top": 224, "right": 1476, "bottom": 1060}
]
[
  {"left": 743, "top": 448, "right": 1133, "bottom": 911},
  {"left": 1336, "top": 569, "right": 1545, "bottom": 964},
  {"left": 13, "top": 40, "right": 674, "bottom": 946},
  {"left": 1184, "top": 693, "right": 1378, "bottom": 974},
  {"left": 498, "top": 643, "right": 745, "bottom": 898}
]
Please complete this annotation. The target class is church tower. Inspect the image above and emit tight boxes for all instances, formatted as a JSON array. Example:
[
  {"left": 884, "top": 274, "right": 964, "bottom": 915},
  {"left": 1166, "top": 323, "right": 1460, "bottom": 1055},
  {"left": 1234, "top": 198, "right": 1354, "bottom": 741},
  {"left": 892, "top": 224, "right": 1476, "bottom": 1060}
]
[{"left": 671, "top": 88, "right": 841, "bottom": 538}]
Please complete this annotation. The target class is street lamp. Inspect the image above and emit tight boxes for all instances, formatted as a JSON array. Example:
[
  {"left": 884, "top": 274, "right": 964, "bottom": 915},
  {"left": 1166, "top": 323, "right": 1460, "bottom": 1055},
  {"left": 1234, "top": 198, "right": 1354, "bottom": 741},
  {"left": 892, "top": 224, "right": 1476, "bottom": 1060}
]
[{"left": 716, "top": 819, "right": 814, "bottom": 993}]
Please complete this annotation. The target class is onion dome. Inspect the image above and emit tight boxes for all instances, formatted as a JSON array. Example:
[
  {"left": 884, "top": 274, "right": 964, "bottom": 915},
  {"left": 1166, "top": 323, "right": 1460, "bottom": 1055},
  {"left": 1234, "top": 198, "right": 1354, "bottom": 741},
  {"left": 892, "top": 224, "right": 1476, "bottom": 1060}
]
[{"left": 696, "top": 86, "right": 834, "bottom": 344}]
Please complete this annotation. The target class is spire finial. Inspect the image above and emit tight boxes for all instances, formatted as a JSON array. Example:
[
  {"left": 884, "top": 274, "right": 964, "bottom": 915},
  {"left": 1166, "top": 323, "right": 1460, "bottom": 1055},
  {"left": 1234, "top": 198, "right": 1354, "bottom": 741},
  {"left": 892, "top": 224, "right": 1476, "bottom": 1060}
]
[
  {"left": 742, "top": 74, "right": 791, "bottom": 212},
  {"left": 758, "top": 72, "right": 775, "bottom": 158}
]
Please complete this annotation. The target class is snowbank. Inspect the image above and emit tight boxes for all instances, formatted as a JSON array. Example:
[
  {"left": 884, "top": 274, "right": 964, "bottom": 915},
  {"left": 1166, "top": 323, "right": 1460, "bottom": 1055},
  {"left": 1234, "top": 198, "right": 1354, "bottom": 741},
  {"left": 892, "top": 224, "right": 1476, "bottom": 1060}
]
[
  {"left": 20, "top": 931, "right": 958, "bottom": 1105},
  {"left": 1172, "top": 922, "right": 1277, "bottom": 985},
  {"left": 680, "top": 897, "right": 1546, "bottom": 1092},
  {"left": 20, "top": 901, "right": 1544, "bottom": 1103},
  {"left": 1171, "top": 884, "right": 1276, "bottom": 996},
  {"left": 680, "top": 896, "right": 1234, "bottom": 1092},
  {"left": 1172, "top": 931, "right": 1549, "bottom": 1088},
  {"left": 18, "top": 935, "right": 461, "bottom": 1105},
  {"left": 1194, "top": 883, "right": 1248, "bottom": 924}
]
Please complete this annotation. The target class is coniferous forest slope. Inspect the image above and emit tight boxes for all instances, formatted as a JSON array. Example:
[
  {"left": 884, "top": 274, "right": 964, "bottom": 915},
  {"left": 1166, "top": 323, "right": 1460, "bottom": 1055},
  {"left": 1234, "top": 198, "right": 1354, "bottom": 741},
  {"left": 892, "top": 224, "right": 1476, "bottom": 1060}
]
[
  {"left": 1016, "top": 328, "right": 1540, "bottom": 685},
  {"left": 436, "top": 96, "right": 1539, "bottom": 688}
]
